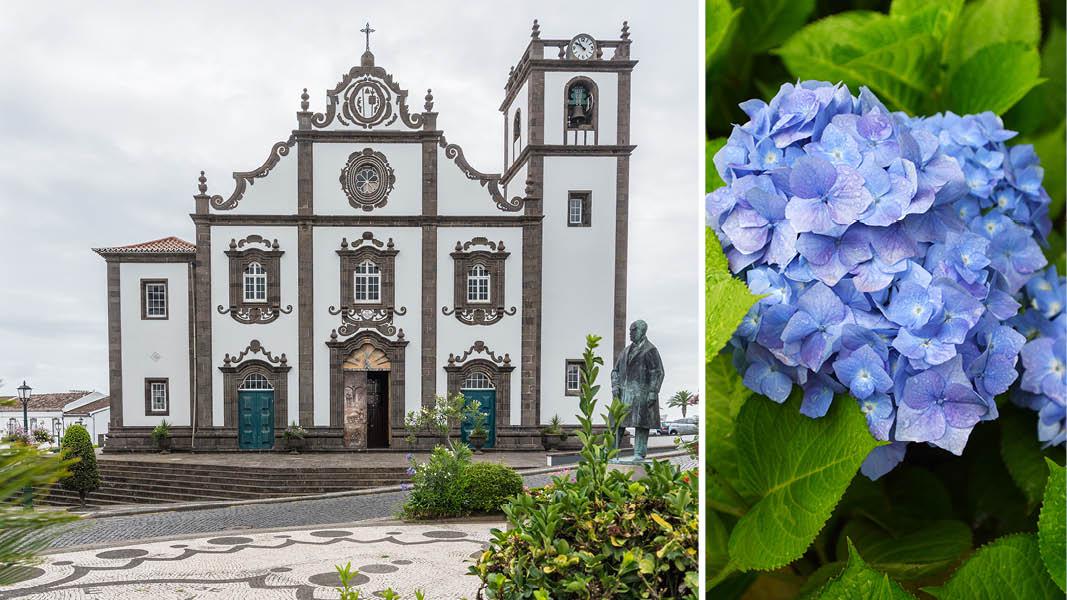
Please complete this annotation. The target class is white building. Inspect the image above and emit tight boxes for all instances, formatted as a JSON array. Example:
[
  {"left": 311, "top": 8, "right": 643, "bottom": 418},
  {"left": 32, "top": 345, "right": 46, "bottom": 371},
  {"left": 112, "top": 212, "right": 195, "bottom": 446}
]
[
  {"left": 94, "top": 22, "right": 635, "bottom": 451},
  {"left": 1, "top": 391, "right": 111, "bottom": 446}
]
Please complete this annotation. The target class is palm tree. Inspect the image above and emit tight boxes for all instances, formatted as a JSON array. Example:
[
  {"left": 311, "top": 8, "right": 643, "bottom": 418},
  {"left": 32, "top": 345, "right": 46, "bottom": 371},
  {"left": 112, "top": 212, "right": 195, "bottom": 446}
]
[{"left": 666, "top": 390, "right": 698, "bottom": 419}]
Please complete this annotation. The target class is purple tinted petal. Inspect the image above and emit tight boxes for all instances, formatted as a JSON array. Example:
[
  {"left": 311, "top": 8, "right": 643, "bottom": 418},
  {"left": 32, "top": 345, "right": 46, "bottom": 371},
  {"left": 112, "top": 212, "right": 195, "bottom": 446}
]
[
  {"left": 896, "top": 401, "right": 947, "bottom": 443},
  {"left": 860, "top": 442, "right": 908, "bottom": 480},
  {"left": 789, "top": 155, "right": 838, "bottom": 199}
]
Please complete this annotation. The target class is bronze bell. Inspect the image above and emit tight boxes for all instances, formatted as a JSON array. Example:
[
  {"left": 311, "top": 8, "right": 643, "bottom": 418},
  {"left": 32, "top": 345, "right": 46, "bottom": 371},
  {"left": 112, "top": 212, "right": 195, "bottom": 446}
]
[{"left": 570, "top": 103, "right": 587, "bottom": 126}]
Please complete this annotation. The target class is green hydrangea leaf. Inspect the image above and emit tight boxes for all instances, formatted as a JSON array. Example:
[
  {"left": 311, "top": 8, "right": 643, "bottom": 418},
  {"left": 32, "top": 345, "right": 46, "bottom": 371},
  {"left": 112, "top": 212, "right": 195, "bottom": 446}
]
[
  {"left": 734, "top": 0, "right": 815, "bottom": 54},
  {"left": 708, "top": 508, "right": 731, "bottom": 575},
  {"left": 1006, "top": 24, "right": 1066, "bottom": 136},
  {"left": 836, "top": 518, "right": 971, "bottom": 581},
  {"left": 999, "top": 404, "right": 1052, "bottom": 511},
  {"left": 1039, "top": 458, "right": 1066, "bottom": 592},
  {"left": 707, "top": 138, "right": 728, "bottom": 193},
  {"left": 727, "top": 393, "right": 882, "bottom": 571},
  {"left": 945, "top": 42, "right": 1044, "bottom": 115},
  {"left": 924, "top": 534, "right": 1060, "bottom": 599},
  {"left": 945, "top": 0, "right": 1040, "bottom": 70},
  {"left": 776, "top": 12, "right": 940, "bottom": 115},
  {"left": 889, "top": 0, "right": 964, "bottom": 40},
  {"left": 707, "top": 0, "right": 742, "bottom": 68},
  {"left": 707, "top": 352, "right": 751, "bottom": 512},
  {"left": 811, "top": 539, "right": 916, "bottom": 599},
  {"left": 706, "top": 228, "right": 758, "bottom": 357}
]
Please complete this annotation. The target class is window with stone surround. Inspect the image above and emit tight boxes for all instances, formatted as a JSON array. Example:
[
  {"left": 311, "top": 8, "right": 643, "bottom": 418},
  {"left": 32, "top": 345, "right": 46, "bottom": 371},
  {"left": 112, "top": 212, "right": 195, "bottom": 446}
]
[
  {"left": 337, "top": 234, "right": 397, "bottom": 311},
  {"left": 221, "top": 236, "right": 289, "bottom": 324},
  {"left": 140, "top": 279, "right": 168, "bottom": 320},
  {"left": 353, "top": 259, "right": 382, "bottom": 304},
  {"left": 444, "top": 238, "right": 515, "bottom": 326},
  {"left": 567, "top": 191, "right": 592, "bottom": 227},
  {"left": 565, "top": 360, "right": 583, "bottom": 396},
  {"left": 145, "top": 378, "right": 169, "bottom": 415},
  {"left": 564, "top": 76, "right": 598, "bottom": 145}
]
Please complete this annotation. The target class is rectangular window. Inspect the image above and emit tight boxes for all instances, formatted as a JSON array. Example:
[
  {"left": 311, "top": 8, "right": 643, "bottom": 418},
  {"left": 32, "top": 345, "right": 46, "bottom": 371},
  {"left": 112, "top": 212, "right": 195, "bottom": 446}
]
[
  {"left": 141, "top": 279, "right": 168, "bottom": 319},
  {"left": 467, "top": 265, "right": 491, "bottom": 303},
  {"left": 567, "top": 191, "right": 591, "bottom": 227},
  {"left": 565, "top": 360, "right": 583, "bottom": 396},
  {"left": 145, "top": 378, "right": 169, "bottom": 415}
]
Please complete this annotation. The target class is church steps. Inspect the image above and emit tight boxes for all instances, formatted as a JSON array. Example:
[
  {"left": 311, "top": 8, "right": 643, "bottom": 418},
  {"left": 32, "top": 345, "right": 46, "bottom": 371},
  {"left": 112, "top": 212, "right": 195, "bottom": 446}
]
[
  {"left": 97, "top": 473, "right": 405, "bottom": 493},
  {"left": 96, "top": 468, "right": 409, "bottom": 488}
]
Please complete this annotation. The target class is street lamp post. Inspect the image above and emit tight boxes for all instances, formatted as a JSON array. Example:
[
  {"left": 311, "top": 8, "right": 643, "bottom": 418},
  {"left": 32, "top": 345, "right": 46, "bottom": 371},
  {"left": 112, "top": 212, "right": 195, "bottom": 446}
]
[{"left": 17, "top": 380, "right": 32, "bottom": 508}]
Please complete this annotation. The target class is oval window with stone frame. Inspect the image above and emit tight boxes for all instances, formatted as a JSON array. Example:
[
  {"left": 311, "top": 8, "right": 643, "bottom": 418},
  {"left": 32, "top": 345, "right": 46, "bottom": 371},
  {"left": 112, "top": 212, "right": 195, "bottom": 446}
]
[{"left": 340, "top": 148, "right": 396, "bottom": 211}]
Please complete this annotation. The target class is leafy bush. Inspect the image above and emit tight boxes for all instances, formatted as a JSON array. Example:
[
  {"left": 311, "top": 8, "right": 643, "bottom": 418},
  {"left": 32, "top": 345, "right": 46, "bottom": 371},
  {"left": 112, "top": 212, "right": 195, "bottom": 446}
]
[
  {"left": 2, "top": 427, "right": 31, "bottom": 445},
  {"left": 460, "top": 462, "right": 523, "bottom": 513},
  {"left": 283, "top": 421, "right": 307, "bottom": 440},
  {"left": 31, "top": 428, "right": 52, "bottom": 444},
  {"left": 403, "top": 393, "right": 467, "bottom": 446},
  {"left": 59, "top": 424, "right": 99, "bottom": 505},
  {"left": 401, "top": 442, "right": 472, "bottom": 519},
  {"left": 0, "top": 443, "right": 78, "bottom": 584},
  {"left": 471, "top": 335, "right": 699, "bottom": 598}
]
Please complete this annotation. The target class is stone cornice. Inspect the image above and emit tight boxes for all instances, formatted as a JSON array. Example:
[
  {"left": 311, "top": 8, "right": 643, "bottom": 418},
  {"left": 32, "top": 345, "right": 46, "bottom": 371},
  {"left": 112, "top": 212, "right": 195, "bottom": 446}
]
[
  {"left": 501, "top": 144, "right": 637, "bottom": 184},
  {"left": 189, "top": 214, "right": 543, "bottom": 227}
]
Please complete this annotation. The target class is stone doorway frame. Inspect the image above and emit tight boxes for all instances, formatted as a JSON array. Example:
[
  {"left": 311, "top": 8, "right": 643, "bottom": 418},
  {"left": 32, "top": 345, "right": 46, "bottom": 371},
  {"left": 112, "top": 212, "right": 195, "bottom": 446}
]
[
  {"left": 444, "top": 341, "right": 514, "bottom": 431},
  {"left": 326, "top": 329, "right": 408, "bottom": 446},
  {"left": 219, "top": 340, "right": 291, "bottom": 438}
]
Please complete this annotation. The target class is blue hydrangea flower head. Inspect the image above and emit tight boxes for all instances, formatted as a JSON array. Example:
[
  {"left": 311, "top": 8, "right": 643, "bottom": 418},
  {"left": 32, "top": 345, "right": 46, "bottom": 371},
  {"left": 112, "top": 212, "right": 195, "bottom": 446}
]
[{"left": 710, "top": 82, "right": 1062, "bottom": 478}]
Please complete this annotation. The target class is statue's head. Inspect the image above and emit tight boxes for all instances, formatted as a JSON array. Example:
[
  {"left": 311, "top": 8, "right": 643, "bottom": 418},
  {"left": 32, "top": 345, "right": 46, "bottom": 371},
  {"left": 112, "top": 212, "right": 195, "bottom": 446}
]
[{"left": 629, "top": 320, "right": 648, "bottom": 343}]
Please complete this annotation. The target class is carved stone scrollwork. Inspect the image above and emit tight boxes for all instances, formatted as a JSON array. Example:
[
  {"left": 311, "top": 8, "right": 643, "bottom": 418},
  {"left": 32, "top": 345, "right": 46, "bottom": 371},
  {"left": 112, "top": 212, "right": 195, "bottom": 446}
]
[
  {"left": 328, "top": 305, "right": 408, "bottom": 337},
  {"left": 310, "top": 55, "right": 423, "bottom": 130},
  {"left": 447, "top": 340, "right": 512, "bottom": 367},
  {"left": 222, "top": 339, "right": 288, "bottom": 367},
  {"left": 207, "top": 135, "right": 296, "bottom": 211},
  {"left": 441, "top": 305, "right": 518, "bottom": 326},
  {"left": 340, "top": 148, "right": 396, "bottom": 211},
  {"left": 217, "top": 303, "right": 294, "bottom": 324},
  {"left": 439, "top": 135, "right": 525, "bottom": 212}
]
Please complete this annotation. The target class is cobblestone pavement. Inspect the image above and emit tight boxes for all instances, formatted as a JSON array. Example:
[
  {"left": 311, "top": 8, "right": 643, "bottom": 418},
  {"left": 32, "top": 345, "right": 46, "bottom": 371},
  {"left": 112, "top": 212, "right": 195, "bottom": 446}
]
[
  {"left": 47, "top": 453, "right": 695, "bottom": 551},
  {"left": 0, "top": 522, "right": 497, "bottom": 599}
]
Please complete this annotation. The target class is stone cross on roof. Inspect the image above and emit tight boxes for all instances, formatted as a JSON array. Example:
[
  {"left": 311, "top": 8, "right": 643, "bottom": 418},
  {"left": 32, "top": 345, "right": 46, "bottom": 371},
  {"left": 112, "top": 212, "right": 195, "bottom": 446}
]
[{"left": 361, "top": 22, "right": 375, "bottom": 52}]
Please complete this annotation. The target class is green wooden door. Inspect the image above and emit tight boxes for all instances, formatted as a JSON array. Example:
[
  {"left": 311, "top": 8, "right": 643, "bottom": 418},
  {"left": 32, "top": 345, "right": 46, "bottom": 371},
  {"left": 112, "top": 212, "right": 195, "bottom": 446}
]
[
  {"left": 460, "top": 389, "right": 496, "bottom": 449},
  {"left": 238, "top": 390, "right": 274, "bottom": 450}
]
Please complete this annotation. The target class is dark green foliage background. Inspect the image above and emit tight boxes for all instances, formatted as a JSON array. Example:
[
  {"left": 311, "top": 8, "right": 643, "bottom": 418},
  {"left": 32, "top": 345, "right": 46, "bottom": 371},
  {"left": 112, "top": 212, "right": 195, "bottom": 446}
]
[
  {"left": 706, "top": 1, "right": 1067, "bottom": 597},
  {"left": 459, "top": 462, "right": 524, "bottom": 514},
  {"left": 59, "top": 424, "right": 99, "bottom": 499}
]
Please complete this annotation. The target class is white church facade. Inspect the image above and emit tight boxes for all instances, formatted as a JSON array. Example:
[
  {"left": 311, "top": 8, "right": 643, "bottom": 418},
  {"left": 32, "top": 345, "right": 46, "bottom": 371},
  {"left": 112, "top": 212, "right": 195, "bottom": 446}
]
[{"left": 94, "top": 21, "right": 636, "bottom": 451}]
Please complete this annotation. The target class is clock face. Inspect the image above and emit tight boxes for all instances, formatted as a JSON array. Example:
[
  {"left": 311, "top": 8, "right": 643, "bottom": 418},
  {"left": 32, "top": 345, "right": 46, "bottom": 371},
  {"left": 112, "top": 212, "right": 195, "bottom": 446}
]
[{"left": 570, "top": 34, "right": 596, "bottom": 60}]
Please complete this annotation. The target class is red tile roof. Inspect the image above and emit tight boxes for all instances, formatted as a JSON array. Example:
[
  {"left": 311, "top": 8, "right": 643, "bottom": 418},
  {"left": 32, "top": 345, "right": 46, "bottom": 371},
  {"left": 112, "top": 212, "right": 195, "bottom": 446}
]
[
  {"left": 0, "top": 392, "right": 95, "bottom": 412},
  {"left": 93, "top": 236, "right": 196, "bottom": 254},
  {"left": 64, "top": 397, "right": 110, "bottom": 416}
]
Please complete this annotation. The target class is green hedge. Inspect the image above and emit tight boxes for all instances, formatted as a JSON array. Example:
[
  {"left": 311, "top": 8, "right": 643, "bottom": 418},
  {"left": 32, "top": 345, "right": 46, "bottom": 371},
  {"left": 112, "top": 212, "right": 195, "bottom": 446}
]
[
  {"left": 460, "top": 462, "right": 523, "bottom": 513},
  {"left": 60, "top": 424, "right": 99, "bottom": 504}
]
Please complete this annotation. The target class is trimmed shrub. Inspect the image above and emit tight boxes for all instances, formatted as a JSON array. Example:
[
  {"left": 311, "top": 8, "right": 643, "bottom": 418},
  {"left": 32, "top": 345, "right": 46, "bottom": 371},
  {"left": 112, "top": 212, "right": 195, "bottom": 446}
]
[
  {"left": 460, "top": 463, "right": 523, "bottom": 513},
  {"left": 402, "top": 442, "right": 472, "bottom": 519},
  {"left": 60, "top": 424, "right": 100, "bottom": 505}
]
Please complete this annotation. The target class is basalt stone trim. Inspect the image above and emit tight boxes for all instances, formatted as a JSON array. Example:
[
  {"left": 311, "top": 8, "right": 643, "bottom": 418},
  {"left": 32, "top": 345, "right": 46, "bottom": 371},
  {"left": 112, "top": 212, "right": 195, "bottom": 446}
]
[
  {"left": 219, "top": 358, "right": 291, "bottom": 431},
  {"left": 528, "top": 67, "right": 544, "bottom": 146},
  {"left": 144, "top": 378, "right": 170, "bottom": 416},
  {"left": 187, "top": 263, "right": 195, "bottom": 429},
  {"left": 444, "top": 240, "right": 513, "bottom": 326},
  {"left": 107, "top": 261, "right": 123, "bottom": 428},
  {"left": 326, "top": 330, "right": 408, "bottom": 441},
  {"left": 298, "top": 224, "right": 314, "bottom": 426},
  {"left": 501, "top": 144, "right": 637, "bottom": 185},
  {"left": 500, "top": 58, "right": 638, "bottom": 110},
  {"left": 191, "top": 214, "right": 541, "bottom": 227},
  {"left": 291, "top": 129, "right": 443, "bottom": 144},
  {"left": 96, "top": 253, "right": 196, "bottom": 264},
  {"left": 297, "top": 140, "right": 313, "bottom": 215},
  {"left": 194, "top": 222, "right": 213, "bottom": 428},
  {"left": 521, "top": 156, "right": 543, "bottom": 427},
  {"left": 221, "top": 239, "right": 288, "bottom": 324},
  {"left": 562, "top": 76, "right": 599, "bottom": 145},
  {"left": 617, "top": 70, "right": 632, "bottom": 146},
  {"left": 614, "top": 156, "right": 629, "bottom": 361},
  {"left": 421, "top": 225, "right": 437, "bottom": 408},
  {"left": 335, "top": 235, "right": 398, "bottom": 311}
]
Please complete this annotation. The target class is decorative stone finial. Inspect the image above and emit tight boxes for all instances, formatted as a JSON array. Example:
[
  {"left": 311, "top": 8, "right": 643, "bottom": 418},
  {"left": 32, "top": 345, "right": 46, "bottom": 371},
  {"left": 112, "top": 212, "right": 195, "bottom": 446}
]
[
  {"left": 330, "top": 329, "right": 338, "bottom": 341},
  {"left": 621, "top": 21, "right": 630, "bottom": 40},
  {"left": 340, "top": 237, "right": 349, "bottom": 249},
  {"left": 271, "top": 239, "right": 280, "bottom": 250},
  {"left": 386, "top": 238, "right": 395, "bottom": 250},
  {"left": 525, "top": 174, "right": 536, "bottom": 197},
  {"left": 531, "top": 19, "right": 540, "bottom": 39},
  {"left": 229, "top": 238, "right": 238, "bottom": 250},
  {"left": 424, "top": 89, "right": 434, "bottom": 112},
  {"left": 300, "top": 88, "right": 309, "bottom": 111},
  {"left": 397, "top": 328, "right": 405, "bottom": 341},
  {"left": 498, "top": 241, "right": 506, "bottom": 251},
  {"left": 455, "top": 241, "right": 463, "bottom": 251},
  {"left": 197, "top": 171, "right": 208, "bottom": 194}
]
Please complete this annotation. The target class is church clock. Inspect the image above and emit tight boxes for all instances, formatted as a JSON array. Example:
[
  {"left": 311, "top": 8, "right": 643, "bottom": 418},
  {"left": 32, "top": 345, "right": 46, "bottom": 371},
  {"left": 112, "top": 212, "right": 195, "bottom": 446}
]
[{"left": 567, "top": 33, "right": 596, "bottom": 60}]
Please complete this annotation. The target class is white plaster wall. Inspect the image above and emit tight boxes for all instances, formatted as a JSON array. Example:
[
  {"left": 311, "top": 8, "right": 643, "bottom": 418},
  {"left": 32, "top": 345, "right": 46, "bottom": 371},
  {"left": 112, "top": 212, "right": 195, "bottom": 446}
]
[
  {"left": 210, "top": 226, "right": 300, "bottom": 427},
  {"left": 210, "top": 141, "right": 298, "bottom": 216},
  {"left": 539, "top": 156, "right": 617, "bottom": 425},
  {"left": 312, "top": 227, "right": 423, "bottom": 425},
  {"left": 507, "top": 80, "right": 528, "bottom": 169},
  {"left": 120, "top": 262, "right": 192, "bottom": 427},
  {"left": 2, "top": 411, "right": 60, "bottom": 432},
  {"left": 543, "top": 71, "right": 618, "bottom": 146},
  {"left": 503, "top": 163, "right": 528, "bottom": 210},
  {"left": 437, "top": 145, "right": 511, "bottom": 217},
  {"left": 435, "top": 227, "right": 523, "bottom": 425},
  {"left": 313, "top": 143, "right": 422, "bottom": 216}
]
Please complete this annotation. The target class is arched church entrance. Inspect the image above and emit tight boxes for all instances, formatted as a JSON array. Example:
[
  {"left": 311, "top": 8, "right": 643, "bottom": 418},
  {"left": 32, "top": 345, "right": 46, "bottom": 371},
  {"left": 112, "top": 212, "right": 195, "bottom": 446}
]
[{"left": 342, "top": 343, "right": 391, "bottom": 449}]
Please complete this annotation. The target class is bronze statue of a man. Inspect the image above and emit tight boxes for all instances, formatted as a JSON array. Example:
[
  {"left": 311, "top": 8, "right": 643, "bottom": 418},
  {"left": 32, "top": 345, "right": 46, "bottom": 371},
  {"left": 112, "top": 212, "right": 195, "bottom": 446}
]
[{"left": 611, "top": 320, "right": 664, "bottom": 462}]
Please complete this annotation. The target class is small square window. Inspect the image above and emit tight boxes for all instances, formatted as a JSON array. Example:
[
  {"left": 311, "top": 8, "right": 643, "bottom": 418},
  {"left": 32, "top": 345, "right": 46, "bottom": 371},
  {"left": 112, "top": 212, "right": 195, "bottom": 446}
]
[
  {"left": 567, "top": 192, "right": 591, "bottom": 227},
  {"left": 141, "top": 280, "right": 168, "bottom": 319},
  {"left": 565, "top": 360, "right": 583, "bottom": 396},
  {"left": 145, "top": 378, "right": 169, "bottom": 415}
]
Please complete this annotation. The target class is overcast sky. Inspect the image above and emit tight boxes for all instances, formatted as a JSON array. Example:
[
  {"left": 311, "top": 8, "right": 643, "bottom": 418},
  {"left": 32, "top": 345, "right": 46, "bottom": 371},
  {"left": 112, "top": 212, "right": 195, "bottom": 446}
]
[{"left": 0, "top": 1, "right": 701, "bottom": 417}]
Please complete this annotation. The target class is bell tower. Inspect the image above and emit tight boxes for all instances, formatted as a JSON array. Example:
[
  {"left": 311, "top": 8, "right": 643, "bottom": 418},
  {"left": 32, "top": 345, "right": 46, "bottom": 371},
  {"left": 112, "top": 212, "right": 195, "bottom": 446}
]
[{"left": 499, "top": 20, "right": 637, "bottom": 426}]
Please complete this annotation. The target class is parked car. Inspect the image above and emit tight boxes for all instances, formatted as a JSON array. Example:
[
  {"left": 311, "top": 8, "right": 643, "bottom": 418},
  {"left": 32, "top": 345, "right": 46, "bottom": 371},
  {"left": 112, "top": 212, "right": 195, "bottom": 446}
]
[{"left": 663, "top": 417, "right": 698, "bottom": 436}]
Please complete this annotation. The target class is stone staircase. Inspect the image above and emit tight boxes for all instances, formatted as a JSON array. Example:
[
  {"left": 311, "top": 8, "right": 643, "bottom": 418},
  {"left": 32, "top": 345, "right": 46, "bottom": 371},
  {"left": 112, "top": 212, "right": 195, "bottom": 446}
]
[{"left": 34, "top": 458, "right": 412, "bottom": 508}]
